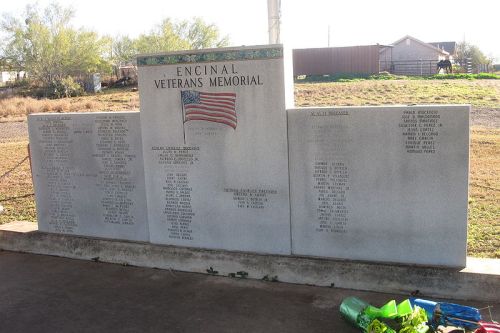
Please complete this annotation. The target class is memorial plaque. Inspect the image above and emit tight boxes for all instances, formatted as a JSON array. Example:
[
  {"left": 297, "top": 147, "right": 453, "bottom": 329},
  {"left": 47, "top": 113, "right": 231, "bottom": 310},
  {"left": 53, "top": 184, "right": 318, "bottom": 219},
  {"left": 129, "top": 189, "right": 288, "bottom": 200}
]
[
  {"left": 288, "top": 105, "right": 469, "bottom": 266},
  {"left": 137, "top": 45, "right": 292, "bottom": 254},
  {"left": 28, "top": 112, "right": 149, "bottom": 242}
]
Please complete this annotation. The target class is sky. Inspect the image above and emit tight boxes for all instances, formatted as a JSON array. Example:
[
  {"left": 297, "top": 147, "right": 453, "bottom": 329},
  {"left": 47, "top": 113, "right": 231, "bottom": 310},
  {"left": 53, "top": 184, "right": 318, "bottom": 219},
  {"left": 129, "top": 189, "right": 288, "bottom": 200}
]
[{"left": 2, "top": 0, "right": 499, "bottom": 61}]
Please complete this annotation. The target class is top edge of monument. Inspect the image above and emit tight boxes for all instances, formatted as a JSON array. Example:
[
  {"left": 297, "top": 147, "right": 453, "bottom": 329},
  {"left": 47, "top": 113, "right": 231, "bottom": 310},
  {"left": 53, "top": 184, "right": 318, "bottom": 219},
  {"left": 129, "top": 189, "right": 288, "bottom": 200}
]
[
  {"left": 28, "top": 111, "right": 140, "bottom": 117},
  {"left": 136, "top": 44, "right": 284, "bottom": 67},
  {"left": 287, "top": 104, "right": 471, "bottom": 112}
]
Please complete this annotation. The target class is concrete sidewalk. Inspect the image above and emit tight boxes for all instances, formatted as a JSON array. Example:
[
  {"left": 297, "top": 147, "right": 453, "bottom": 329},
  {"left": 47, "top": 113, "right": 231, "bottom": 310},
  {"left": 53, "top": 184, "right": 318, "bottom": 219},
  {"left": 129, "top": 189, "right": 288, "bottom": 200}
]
[
  {"left": 0, "top": 251, "right": 498, "bottom": 333},
  {"left": 2, "top": 222, "right": 499, "bottom": 303}
]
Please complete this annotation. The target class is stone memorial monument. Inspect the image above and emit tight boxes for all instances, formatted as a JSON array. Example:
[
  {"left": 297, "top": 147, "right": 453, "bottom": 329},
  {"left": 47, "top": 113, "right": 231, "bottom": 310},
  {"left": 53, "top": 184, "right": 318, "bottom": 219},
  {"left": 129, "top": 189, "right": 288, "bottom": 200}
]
[
  {"left": 137, "top": 45, "right": 293, "bottom": 254},
  {"left": 28, "top": 112, "right": 149, "bottom": 242},
  {"left": 287, "top": 105, "right": 470, "bottom": 266},
  {"left": 25, "top": 43, "right": 471, "bottom": 269}
]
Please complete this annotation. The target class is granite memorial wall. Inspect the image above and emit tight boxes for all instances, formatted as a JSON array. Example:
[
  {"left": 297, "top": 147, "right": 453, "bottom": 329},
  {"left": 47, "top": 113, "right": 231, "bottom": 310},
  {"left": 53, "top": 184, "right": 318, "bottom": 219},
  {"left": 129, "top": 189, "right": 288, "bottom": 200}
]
[
  {"left": 28, "top": 45, "right": 470, "bottom": 267},
  {"left": 28, "top": 112, "right": 149, "bottom": 242},
  {"left": 288, "top": 106, "right": 470, "bottom": 266}
]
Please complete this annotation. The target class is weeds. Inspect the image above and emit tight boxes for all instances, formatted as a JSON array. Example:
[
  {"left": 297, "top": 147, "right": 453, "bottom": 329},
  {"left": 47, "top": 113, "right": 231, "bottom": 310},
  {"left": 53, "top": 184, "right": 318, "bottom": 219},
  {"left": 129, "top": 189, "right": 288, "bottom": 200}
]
[
  {"left": 295, "top": 72, "right": 500, "bottom": 83},
  {"left": 0, "top": 88, "right": 140, "bottom": 118}
]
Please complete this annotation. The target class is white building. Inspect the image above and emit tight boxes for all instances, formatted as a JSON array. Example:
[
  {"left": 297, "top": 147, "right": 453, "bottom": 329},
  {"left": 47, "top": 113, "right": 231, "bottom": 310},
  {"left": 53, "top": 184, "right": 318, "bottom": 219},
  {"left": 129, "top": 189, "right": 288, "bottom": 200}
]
[
  {"left": 379, "top": 35, "right": 450, "bottom": 75},
  {"left": 0, "top": 71, "right": 27, "bottom": 85}
]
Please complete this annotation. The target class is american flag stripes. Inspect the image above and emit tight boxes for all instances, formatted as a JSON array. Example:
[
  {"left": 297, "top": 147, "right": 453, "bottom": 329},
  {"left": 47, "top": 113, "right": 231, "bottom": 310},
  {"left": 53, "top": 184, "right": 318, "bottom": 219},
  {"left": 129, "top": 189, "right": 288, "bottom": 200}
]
[
  {"left": 181, "top": 90, "right": 237, "bottom": 129},
  {"left": 476, "top": 321, "right": 500, "bottom": 333}
]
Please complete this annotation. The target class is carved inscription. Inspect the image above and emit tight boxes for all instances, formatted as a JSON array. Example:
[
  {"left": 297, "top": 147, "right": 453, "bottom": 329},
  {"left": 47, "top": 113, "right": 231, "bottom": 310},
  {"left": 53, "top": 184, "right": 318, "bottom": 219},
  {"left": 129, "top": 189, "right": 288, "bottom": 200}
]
[
  {"left": 313, "top": 161, "right": 349, "bottom": 234},
  {"left": 37, "top": 117, "right": 77, "bottom": 233},
  {"left": 399, "top": 110, "right": 442, "bottom": 153},
  {"left": 309, "top": 111, "right": 351, "bottom": 234},
  {"left": 153, "top": 146, "right": 199, "bottom": 240},
  {"left": 224, "top": 188, "right": 277, "bottom": 209},
  {"left": 33, "top": 113, "right": 144, "bottom": 236},
  {"left": 93, "top": 115, "right": 137, "bottom": 225}
]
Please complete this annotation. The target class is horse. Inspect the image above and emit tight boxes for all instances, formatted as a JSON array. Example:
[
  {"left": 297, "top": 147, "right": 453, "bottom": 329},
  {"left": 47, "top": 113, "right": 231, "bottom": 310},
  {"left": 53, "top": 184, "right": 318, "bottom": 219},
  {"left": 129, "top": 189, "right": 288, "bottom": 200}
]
[{"left": 437, "top": 60, "right": 452, "bottom": 74}]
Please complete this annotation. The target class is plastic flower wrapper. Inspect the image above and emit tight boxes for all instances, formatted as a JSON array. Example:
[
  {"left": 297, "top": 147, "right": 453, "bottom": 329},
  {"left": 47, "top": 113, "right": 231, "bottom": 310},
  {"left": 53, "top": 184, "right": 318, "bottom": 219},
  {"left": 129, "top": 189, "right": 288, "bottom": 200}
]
[
  {"left": 365, "top": 300, "right": 398, "bottom": 319},
  {"left": 340, "top": 297, "right": 370, "bottom": 329}
]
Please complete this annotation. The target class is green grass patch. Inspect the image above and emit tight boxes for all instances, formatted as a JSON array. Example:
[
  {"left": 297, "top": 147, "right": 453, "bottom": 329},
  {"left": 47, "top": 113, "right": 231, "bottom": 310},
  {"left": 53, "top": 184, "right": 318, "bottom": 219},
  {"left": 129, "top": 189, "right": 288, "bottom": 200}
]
[
  {"left": 467, "top": 201, "right": 500, "bottom": 258},
  {"left": 423, "top": 73, "right": 500, "bottom": 80},
  {"left": 295, "top": 72, "right": 500, "bottom": 83}
]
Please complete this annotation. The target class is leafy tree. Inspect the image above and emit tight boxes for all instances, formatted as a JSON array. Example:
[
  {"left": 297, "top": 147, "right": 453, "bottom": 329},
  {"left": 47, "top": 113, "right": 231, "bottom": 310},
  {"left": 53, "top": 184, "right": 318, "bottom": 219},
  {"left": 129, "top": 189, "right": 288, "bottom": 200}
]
[
  {"left": 112, "top": 17, "right": 229, "bottom": 65},
  {"left": 1, "top": 3, "right": 112, "bottom": 87},
  {"left": 455, "top": 41, "right": 491, "bottom": 71},
  {"left": 134, "top": 19, "right": 190, "bottom": 55},
  {"left": 1, "top": 3, "right": 230, "bottom": 89},
  {"left": 112, "top": 35, "right": 138, "bottom": 65},
  {"left": 175, "top": 17, "right": 229, "bottom": 50}
]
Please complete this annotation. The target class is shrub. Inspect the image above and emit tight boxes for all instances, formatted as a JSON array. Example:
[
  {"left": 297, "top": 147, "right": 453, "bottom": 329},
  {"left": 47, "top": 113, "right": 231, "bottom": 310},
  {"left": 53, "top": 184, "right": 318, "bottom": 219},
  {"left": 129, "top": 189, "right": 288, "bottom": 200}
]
[{"left": 48, "top": 77, "right": 84, "bottom": 98}]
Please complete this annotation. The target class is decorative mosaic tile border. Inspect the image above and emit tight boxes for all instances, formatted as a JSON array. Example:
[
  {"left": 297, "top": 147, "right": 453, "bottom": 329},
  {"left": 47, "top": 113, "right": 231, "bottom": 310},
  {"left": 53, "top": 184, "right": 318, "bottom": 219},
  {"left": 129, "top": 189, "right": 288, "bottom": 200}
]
[{"left": 137, "top": 47, "right": 283, "bottom": 66}]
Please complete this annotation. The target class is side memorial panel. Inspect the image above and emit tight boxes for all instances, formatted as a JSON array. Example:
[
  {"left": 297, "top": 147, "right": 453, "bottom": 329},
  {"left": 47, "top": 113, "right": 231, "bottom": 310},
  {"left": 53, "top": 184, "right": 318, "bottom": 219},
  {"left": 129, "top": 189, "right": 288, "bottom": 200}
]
[
  {"left": 28, "top": 112, "right": 149, "bottom": 242},
  {"left": 288, "top": 105, "right": 469, "bottom": 267}
]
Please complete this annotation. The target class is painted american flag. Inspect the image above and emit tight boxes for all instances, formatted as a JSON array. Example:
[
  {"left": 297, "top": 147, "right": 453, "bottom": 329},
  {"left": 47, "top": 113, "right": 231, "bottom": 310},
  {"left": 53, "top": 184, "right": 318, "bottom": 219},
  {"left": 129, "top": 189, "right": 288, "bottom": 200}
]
[{"left": 181, "top": 90, "right": 237, "bottom": 129}]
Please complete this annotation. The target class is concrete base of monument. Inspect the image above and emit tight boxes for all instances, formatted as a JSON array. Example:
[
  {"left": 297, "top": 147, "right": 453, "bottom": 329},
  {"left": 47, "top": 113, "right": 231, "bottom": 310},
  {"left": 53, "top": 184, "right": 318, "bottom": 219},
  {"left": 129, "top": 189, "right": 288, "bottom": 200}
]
[{"left": 1, "top": 221, "right": 499, "bottom": 302}]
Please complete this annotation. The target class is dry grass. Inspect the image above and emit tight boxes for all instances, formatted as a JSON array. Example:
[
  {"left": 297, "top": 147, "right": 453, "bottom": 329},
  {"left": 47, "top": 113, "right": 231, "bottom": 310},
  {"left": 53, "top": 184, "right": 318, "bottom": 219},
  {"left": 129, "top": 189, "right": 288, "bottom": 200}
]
[
  {"left": 0, "top": 141, "right": 36, "bottom": 225},
  {"left": 2, "top": 80, "right": 497, "bottom": 119},
  {"left": 0, "top": 88, "right": 140, "bottom": 119}
]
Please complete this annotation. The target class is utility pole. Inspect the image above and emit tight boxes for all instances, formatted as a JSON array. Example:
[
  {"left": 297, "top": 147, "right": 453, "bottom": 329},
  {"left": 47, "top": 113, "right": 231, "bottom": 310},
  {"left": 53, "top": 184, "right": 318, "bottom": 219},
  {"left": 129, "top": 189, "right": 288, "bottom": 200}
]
[
  {"left": 328, "top": 25, "right": 330, "bottom": 47},
  {"left": 267, "top": 0, "right": 281, "bottom": 44}
]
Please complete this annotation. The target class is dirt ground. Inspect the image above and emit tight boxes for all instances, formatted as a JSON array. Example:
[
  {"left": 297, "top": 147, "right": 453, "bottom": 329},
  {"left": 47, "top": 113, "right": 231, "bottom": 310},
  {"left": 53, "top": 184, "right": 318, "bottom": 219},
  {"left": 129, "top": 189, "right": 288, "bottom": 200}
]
[{"left": 470, "top": 108, "right": 500, "bottom": 128}]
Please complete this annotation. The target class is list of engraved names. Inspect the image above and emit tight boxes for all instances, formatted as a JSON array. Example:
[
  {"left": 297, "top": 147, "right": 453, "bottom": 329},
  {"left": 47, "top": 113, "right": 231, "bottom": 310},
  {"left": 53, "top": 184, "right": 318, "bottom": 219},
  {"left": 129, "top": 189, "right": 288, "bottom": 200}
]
[
  {"left": 93, "top": 115, "right": 138, "bottom": 225},
  {"left": 310, "top": 111, "right": 350, "bottom": 234},
  {"left": 37, "top": 116, "right": 76, "bottom": 233},
  {"left": 154, "top": 146, "right": 199, "bottom": 241},
  {"left": 399, "top": 110, "right": 442, "bottom": 154}
]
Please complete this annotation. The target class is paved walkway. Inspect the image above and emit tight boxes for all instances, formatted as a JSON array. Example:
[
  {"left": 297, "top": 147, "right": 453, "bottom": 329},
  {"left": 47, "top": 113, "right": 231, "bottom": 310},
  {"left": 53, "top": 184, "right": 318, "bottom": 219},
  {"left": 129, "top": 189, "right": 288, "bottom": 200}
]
[
  {"left": 0, "top": 120, "right": 28, "bottom": 143},
  {"left": 0, "top": 251, "right": 498, "bottom": 333}
]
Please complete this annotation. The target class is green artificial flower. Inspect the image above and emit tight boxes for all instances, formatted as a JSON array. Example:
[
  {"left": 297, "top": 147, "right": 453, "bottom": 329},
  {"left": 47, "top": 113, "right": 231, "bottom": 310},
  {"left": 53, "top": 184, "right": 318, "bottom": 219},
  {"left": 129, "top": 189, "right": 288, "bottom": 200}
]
[
  {"left": 367, "top": 319, "right": 387, "bottom": 333},
  {"left": 399, "top": 306, "right": 429, "bottom": 333},
  {"left": 366, "top": 319, "right": 396, "bottom": 333}
]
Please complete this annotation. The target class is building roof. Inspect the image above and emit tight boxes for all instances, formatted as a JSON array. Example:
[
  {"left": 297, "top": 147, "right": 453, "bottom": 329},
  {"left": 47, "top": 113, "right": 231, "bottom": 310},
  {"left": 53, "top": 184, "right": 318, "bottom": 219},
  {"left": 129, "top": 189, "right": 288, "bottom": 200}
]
[
  {"left": 389, "top": 35, "right": 449, "bottom": 55},
  {"left": 429, "top": 42, "right": 457, "bottom": 55}
]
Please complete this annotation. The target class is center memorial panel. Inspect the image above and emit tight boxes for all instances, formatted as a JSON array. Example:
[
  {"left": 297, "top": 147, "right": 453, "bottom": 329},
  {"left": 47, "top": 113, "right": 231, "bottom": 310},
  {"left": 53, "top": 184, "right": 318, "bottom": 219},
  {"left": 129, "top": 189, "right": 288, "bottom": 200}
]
[{"left": 137, "top": 45, "right": 291, "bottom": 254}]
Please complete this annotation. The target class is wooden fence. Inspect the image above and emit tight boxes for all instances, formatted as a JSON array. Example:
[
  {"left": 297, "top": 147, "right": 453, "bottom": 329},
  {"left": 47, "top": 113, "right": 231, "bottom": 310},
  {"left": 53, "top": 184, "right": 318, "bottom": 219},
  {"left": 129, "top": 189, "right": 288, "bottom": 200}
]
[{"left": 379, "top": 60, "right": 440, "bottom": 75}]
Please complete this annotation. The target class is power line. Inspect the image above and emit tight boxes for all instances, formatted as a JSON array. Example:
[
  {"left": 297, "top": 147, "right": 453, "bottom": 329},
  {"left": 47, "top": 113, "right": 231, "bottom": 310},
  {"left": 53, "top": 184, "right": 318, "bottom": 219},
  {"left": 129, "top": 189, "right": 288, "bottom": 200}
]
[
  {"left": 0, "top": 193, "right": 34, "bottom": 203},
  {"left": 0, "top": 156, "right": 29, "bottom": 180}
]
